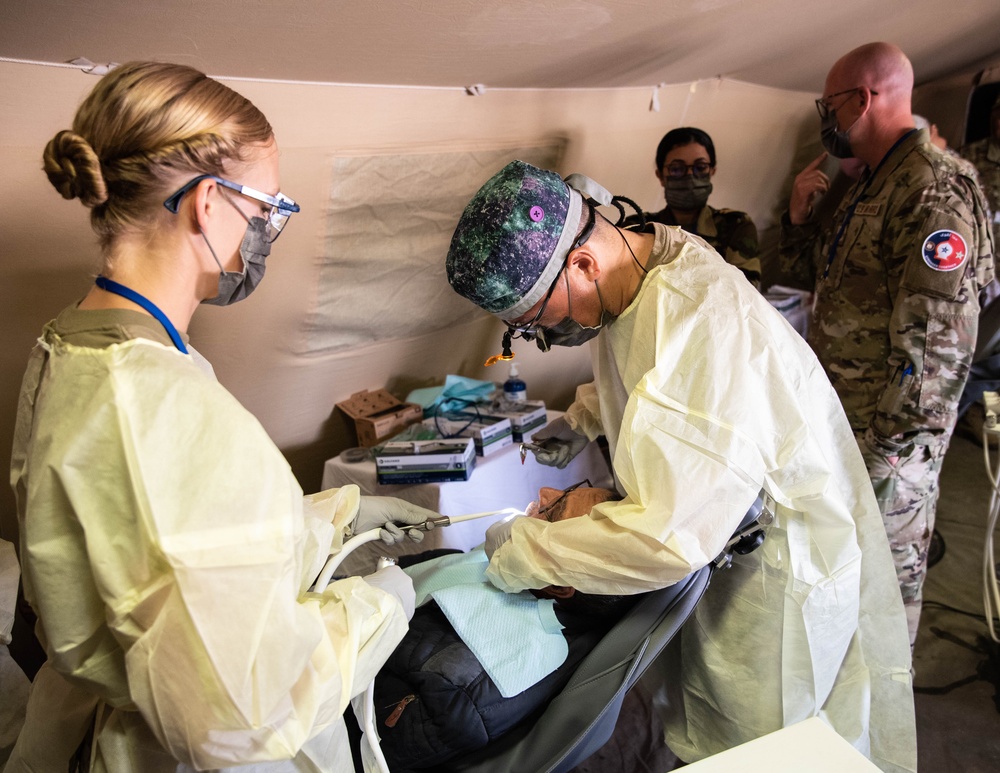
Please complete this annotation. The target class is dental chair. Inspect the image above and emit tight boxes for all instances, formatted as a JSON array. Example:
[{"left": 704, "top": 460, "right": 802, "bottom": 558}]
[
  {"left": 330, "top": 491, "right": 773, "bottom": 773},
  {"left": 448, "top": 491, "right": 773, "bottom": 773}
]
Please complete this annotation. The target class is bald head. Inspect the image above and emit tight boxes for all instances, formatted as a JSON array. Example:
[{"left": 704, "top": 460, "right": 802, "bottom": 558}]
[
  {"left": 824, "top": 42, "right": 916, "bottom": 166},
  {"left": 829, "top": 42, "right": 913, "bottom": 110}
]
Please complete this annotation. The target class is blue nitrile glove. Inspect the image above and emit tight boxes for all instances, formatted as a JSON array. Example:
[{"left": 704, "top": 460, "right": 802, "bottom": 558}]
[
  {"left": 364, "top": 565, "right": 416, "bottom": 620},
  {"left": 530, "top": 415, "right": 589, "bottom": 469},
  {"left": 485, "top": 516, "right": 521, "bottom": 560},
  {"left": 353, "top": 497, "right": 439, "bottom": 545}
]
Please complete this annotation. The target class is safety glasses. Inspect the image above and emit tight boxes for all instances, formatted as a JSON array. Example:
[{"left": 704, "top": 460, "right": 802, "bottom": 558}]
[
  {"left": 163, "top": 174, "right": 300, "bottom": 242},
  {"left": 815, "top": 87, "right": 878, "bottom": 120}
]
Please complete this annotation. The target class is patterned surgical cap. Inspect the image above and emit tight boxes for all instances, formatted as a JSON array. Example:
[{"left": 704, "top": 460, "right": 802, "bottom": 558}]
[{"left": 446, "top": 160, "right": 582, "bottom": 319}]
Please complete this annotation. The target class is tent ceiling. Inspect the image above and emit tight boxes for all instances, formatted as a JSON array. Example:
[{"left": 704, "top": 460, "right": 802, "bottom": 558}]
[{"left": 3, "top": 0, "right": 1000, "bottom": 92}]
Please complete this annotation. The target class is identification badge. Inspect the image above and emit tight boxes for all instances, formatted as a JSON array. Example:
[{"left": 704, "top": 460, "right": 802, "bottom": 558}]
[{"left": 921, "top": 229, "right": 968, "bottom": 272}]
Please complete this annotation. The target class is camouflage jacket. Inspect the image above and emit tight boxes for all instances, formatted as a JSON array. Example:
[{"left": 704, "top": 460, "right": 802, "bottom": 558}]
[
  {"left": 630, "top": 205, "right": 761, "bottom": 287},
  {"left": 960, "top": 136, "right": 1000, "bottom": 248},
  {"left": 779, "top": 129, "right": 995, "bottom": 455}
]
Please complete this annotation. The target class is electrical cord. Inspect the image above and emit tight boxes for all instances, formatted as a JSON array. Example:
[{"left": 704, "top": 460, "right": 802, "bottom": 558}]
[
  {"left": 980, "top": 391, "right": 1000, "bottom": 644},
  {"left": 922, "top": 599, "right": 1000, "bottom": 625},
  {"left": 911, "top": 602, "right": 1000, "bottom": 698},
  {"left": 609, "top": 195, "right": 645, "bottom": 229},
  {"left": 433, "top": 398, "right": 481, "bottom": 438}
]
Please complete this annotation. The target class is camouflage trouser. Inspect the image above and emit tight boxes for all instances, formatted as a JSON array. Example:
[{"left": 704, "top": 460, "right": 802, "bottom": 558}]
[{"left": 866, "top": 441, "right": 945, "bottom": 647}]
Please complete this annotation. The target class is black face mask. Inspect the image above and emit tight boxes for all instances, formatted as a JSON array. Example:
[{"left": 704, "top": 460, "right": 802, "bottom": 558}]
[
  {"left": 535, "top": 305, "right": 612, "bottom": 350},
  {"left": 534, "top": 279, "right": 612, "bottom": 351},
  {"left": 820, "top": 109, "right": 855, "bottom": 159},
  {"left": 664, "top": 176, "right": 713, "bottom": 211}
]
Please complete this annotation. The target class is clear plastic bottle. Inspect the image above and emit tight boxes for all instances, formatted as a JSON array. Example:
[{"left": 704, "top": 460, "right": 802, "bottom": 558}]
[{"left": 503, "top": 362, "right": 527, "bottom": 402}]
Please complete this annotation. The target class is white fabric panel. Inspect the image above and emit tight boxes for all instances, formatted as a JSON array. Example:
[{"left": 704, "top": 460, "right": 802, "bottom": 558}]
[{"left": 304, "top": 144, "right": 565, "bottom": 353}]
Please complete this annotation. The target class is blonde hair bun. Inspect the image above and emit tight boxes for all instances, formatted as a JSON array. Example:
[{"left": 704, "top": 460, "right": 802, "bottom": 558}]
[
  {"left": 43, "top": 130, "right": 109, "bottom": 207},
  {"left": 44, "top": 62, "right": 272, "bottom": 248}
]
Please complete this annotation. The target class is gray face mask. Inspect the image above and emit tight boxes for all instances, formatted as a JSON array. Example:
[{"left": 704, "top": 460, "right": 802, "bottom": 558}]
[
  {"left": 820, "top": 109, "right": 855, "bottom": 159},
  {"left": 535, "top": 310, "right": 611, "bottom": 351},
  {"left": 201, "top": 216, "right": 271, "bottom": 306},
  {"left": 664, "top": 176, "right": 713, "bottom": 211},
  {"left": 535, "top": 280, "right": 612, "bottom": 351}
]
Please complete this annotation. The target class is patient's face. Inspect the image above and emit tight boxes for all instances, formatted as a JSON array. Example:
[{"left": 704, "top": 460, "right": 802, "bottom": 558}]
[
  {"left": 525, "top": 485, "right": 618, "bottom": 603},
  {"left": 527, "top": 486, "right": 616, "bottom": 523}
]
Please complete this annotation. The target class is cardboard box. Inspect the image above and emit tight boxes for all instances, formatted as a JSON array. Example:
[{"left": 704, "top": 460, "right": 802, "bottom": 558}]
[
  {"left": 335, "top": 389, "right": 424, "bottom": 447},
  {"left": 425, "top": 412, "right": 513, "bottom": 456},
  {"left": 479, "top": 400, "right": 548, "bottom": 442},
  {"left": 374, "top": 438, "right": 476, "bottom": 484}
]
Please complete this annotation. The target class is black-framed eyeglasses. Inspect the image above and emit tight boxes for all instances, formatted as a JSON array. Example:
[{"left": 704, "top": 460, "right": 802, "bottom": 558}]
[
  {"left": 162, "top": 174, "right": 300, "bottom": 243},
  {"left": 663, "top": 161, "right": 713, "bottom": 179},
  {"left": 537, "top": 479, "right": 593, "bottom": 522},
  {"left": 505, "top": 202, "right": 598, "bottom": 342},
  {"left": 814, "top": 87, "right": 878, "bottom": 120}
]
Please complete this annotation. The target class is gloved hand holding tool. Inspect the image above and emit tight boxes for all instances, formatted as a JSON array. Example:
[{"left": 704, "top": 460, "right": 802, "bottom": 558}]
[
  {"left": 526, "top": 415, "right": 589, "bottom": 469},
  {"left": 353, "top": 496, "right": 441, "bottom": 544}
]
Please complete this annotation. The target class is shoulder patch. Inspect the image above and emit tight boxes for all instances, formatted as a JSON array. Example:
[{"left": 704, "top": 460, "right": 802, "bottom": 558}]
[{"left": 921, "top": 229, "right": 968, "bottom": 272}]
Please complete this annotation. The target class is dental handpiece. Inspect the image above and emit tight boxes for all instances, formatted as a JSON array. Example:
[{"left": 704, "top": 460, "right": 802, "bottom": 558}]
[
  {"left": 397, "top": 508, "right": 522, "bottom": 532},
  {"left": 398, "top": 515, "right": 453, "bottom": 532},
  {"left": 316, "top": 509, "right": 521, "bottom": 590}
]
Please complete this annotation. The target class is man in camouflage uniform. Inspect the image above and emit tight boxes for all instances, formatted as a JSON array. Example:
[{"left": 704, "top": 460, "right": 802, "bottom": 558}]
[
  {"left": 960, "top": 94, "right": 1000, "bottom": 250},
  {"left": 956, "top": 95, "right": 1000, "bottom": 424},
  {"left": 779, "top": 42, "right": 995, "bottom": 646},
  {"left": 627, "top": 127, "right": 761, "bottom": 288}
]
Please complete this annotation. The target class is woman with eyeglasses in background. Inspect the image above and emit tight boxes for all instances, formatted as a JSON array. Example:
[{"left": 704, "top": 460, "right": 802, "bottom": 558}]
[
  {"left": 8, "top": 61, "right": 434, "bottom": 772},
  {"left": 633, "top": 126, "right": 761, "bottom": 288}
]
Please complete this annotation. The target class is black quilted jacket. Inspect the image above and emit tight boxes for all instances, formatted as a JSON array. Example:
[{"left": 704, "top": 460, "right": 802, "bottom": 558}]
[{"left": 373, "top": 601, "right": 609, "bottom": 771}]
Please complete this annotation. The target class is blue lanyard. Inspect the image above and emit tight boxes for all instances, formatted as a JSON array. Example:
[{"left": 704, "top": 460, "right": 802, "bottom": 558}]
[
  {"left": 823, "top": 129, "right": 918, "bottom": 278},
  {"left": 94, "top": 276, "right": 189, "bottom": 354}
]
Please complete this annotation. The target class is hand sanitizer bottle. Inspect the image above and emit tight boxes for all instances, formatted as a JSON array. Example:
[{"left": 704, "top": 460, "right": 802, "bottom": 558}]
[{"left": 503, "top": 362, "right": 527, "bottom": 402}]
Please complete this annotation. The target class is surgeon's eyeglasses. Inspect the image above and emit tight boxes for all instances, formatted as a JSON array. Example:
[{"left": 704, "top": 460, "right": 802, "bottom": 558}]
[
  {"left": 814, "top": 87, "right": 878, "bottom": 120},
  {"left": 506, "top": 266, "right": 565, "bottom": 344},
  {"left": 537, "top": 479, "right": 592, "bottom": 522},
  {"left": 663, "top": 161, "right": 712, "bottom": 179},
  {"left": 163, "top": 174, "right": 300, "bottom": 243}
]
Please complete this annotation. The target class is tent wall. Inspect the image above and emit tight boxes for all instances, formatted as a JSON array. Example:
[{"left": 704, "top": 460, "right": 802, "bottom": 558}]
[{"left": 1, "top": 59, "right": 818, "bottom": 542}]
